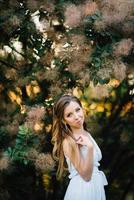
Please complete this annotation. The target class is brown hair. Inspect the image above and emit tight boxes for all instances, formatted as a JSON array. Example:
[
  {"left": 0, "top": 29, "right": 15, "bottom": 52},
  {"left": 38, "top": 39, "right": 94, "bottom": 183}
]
[{"left": 51, "top": 94, "right": 87, "bottom": 179}]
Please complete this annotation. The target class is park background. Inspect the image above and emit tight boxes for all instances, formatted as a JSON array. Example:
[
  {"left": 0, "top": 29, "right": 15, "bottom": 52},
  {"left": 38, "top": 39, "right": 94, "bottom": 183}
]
[{"left": 0, "top": 0, "right": 133, "bottom": 200}]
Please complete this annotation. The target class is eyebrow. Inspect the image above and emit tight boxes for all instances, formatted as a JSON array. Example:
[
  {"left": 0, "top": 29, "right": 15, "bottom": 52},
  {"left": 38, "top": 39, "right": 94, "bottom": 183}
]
[{"left": 64, "top": 106, "right": 80, "bottom": 117}]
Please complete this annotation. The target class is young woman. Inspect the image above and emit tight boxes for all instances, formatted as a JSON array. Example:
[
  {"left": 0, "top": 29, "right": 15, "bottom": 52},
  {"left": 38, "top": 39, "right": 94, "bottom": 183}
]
[{"left": 51, "top": 94, "right": 108, "bottom": 200}]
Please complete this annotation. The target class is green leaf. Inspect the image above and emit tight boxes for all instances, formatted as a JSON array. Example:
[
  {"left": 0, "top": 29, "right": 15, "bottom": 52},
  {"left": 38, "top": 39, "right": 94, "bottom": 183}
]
[{"left": 4, "top": 147, "right": 12, "bottom": 157}]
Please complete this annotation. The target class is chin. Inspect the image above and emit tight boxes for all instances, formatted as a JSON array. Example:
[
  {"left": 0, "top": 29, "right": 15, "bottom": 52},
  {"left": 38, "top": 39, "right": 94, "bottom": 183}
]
[{"left": 75, "top": 124, "right": 83, "bottom": 129}]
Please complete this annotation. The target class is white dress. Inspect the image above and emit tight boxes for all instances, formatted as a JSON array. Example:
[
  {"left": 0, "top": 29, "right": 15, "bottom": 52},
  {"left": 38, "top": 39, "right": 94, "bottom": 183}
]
[{"left": 64, "top": 134, "right": 108, "bottom": 200}]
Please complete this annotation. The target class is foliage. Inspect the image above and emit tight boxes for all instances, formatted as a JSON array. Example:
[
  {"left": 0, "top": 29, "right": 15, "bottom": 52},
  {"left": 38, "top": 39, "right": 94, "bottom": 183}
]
[{"left": 4, "top": 125, "right": 38, "bottom": 165}]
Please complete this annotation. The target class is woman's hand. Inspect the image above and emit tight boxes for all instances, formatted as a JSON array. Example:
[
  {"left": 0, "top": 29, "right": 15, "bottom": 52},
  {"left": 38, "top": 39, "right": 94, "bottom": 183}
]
[{"left": 76, "top": 134, "right": 93, "bottom": 149}]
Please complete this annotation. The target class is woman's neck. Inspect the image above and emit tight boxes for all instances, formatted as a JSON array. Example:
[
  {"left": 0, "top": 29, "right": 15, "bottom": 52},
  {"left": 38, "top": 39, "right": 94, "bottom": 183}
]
[{"left": 72, "top": 127, "right": 85, "bottom": 137}]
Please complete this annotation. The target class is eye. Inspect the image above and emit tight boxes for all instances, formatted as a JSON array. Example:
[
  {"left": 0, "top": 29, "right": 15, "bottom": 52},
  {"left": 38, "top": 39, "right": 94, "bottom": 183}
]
[
  {"left": 67, "top": 113, "right": 72, "bottom": 117},
  {"left": 76, "top": 107, "right": 81, "bottom": 112}
]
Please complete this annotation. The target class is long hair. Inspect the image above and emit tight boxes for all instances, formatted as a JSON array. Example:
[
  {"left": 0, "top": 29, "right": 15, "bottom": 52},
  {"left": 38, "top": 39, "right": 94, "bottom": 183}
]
[{"left": 51, "top": 94, "right": 87, "bottom": 179}]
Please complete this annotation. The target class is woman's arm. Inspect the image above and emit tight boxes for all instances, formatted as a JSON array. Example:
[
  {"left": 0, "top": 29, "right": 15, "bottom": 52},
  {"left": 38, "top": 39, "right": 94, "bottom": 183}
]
[{"left": 63, "top": 135, "right": 93, "bottom": 182}]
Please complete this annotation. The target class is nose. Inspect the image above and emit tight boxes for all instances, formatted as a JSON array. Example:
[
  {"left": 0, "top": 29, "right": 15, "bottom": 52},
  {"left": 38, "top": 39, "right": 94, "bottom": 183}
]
[{"left": 74, "top": 112, "right": 79, "bottom": 119}]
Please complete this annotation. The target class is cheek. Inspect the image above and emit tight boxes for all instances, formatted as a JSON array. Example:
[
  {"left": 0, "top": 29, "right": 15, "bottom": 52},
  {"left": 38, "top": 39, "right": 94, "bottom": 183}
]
[
  {"left": 80, "top": 111, "right": 84, "bottom": 117},
  {"left": 81, "top": 113, "right": 85, "bottom": 121},
  {"left": 65, "top": 118, "right": 73, "bottom": 124}
]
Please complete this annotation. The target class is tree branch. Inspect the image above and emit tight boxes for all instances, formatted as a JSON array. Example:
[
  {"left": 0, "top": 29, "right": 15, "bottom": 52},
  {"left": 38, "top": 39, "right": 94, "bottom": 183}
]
[
  {"left": 0, "top": 59, "right": 18, "bottom": 70},
  {"left": 8, "top": 44, "right": 26, "bottom": 58}
]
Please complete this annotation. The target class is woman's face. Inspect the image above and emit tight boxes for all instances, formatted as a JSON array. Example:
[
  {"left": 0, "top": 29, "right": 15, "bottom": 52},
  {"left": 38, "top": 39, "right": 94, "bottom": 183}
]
[{"left": 63, "top": 101, "right": 84, "bottom": 130}]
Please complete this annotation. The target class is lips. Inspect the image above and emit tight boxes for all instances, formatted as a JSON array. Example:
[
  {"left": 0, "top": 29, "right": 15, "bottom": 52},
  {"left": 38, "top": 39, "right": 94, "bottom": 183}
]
[{"left": 76, "top": 120, "right": 82, "bottom": 124}]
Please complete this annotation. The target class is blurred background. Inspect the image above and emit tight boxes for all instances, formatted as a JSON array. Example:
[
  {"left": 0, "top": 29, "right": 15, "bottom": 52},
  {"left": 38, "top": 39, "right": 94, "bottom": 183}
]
[{"left": 0, "top": 0, "right": 133, "bottom": 200}]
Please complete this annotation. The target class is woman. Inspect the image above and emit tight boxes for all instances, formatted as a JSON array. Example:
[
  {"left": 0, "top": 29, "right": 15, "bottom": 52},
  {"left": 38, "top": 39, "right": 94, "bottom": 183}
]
[{"left": 51, "top": 94, "right": 108, "bottom": 200}]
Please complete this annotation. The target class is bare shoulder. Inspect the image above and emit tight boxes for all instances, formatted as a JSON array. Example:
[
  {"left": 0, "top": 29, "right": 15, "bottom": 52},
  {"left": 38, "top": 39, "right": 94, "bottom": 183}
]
[
  {"left": 62, "top": 138, "right": 70, "bottom": 157},
  {"left": 63, "top": 137, "right": 78, "bottom": 157},
  {"left": 62, "top": 138, "right": 68, "bottom": 148}
]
